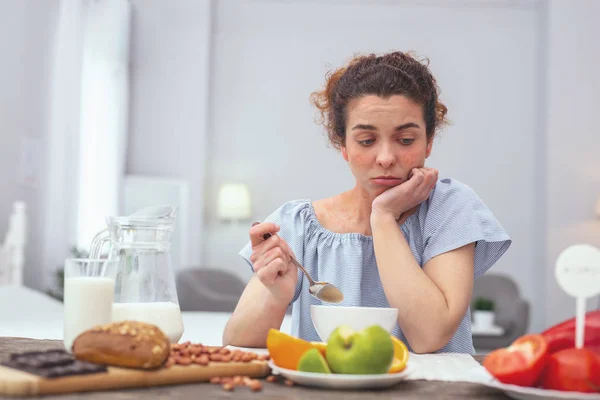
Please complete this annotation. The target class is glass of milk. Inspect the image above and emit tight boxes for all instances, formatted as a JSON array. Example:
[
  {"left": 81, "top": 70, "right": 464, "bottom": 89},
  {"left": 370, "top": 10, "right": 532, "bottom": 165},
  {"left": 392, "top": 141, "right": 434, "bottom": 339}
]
[{"left": 63, "top": 258, "right": 117, "bottom": 352}]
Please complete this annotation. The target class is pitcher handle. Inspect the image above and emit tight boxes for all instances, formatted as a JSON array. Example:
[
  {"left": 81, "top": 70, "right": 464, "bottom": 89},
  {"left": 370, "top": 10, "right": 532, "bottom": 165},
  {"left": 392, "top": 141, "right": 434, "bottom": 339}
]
[{"left": 89, "top": 229, "right": 110, "bottom": 259}]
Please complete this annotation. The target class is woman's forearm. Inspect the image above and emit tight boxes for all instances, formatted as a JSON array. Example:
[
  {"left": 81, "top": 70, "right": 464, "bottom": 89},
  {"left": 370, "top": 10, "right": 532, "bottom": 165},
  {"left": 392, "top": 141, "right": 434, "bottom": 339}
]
[
  {"left": 370, "top": 212, "right": 452, "bottom": 353},
  {"left": 222, "top": 277, "right": 288, "bottom": 347}
]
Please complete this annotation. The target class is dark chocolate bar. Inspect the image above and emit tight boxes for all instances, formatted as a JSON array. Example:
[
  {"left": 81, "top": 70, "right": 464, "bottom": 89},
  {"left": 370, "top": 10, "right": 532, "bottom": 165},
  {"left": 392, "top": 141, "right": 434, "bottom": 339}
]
[{"left": 1, "top": 349, "right": 107, "bottom": 378}]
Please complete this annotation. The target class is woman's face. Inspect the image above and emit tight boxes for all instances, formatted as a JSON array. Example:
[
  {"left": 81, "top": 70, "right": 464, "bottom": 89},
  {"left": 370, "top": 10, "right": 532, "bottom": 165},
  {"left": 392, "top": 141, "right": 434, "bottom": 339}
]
[{"left": 341, "top": 95, "right": 433, "bottom": 197}]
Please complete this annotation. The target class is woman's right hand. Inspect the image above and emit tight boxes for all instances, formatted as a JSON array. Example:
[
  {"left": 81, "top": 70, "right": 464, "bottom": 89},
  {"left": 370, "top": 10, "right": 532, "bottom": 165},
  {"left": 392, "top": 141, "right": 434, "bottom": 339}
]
[{"left": 248, "top": 222, "right": 298, "bottom": 304}]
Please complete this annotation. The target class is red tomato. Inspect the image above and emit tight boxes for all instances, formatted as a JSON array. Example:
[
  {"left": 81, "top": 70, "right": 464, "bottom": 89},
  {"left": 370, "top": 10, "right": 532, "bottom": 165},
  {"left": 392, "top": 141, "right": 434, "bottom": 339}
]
[
  {"left": 539, "top": 348, "right": 600, "bottom": 393},
  {"left": 483, "top": 334, "right": 549, "bottom": 387}
]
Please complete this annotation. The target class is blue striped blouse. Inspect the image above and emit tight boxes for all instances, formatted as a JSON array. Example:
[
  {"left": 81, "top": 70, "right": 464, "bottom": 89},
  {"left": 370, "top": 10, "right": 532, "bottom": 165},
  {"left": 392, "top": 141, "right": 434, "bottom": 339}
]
[{"left": 239, "top": 178, "right": 511, "bottom": 354}]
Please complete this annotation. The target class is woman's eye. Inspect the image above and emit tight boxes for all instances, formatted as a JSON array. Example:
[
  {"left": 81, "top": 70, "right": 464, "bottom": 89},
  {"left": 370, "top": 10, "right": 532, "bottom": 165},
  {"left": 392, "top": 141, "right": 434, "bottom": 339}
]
[
  {"left": 358, "top": 139, "right": 374, "bottom": 146},
  {"left": 400, "top": 138, "right": 414, "bottom": 145}
]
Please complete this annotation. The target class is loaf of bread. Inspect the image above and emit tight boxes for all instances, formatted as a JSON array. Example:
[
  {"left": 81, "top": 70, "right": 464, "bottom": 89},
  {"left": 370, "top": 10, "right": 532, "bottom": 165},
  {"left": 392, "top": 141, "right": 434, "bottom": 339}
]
[{"left": 72, "top": 320, "right": 170, "bottom": 370}]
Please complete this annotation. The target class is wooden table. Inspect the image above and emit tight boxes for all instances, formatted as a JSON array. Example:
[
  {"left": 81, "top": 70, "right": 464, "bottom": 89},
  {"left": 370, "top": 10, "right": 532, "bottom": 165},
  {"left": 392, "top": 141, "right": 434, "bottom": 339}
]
[{"left": 0, "top": 337, "right": 510, "bottom": 399}]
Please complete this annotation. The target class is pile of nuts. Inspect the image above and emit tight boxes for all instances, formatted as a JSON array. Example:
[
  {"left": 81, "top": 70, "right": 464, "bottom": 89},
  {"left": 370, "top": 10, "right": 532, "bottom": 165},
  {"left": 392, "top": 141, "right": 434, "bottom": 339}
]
[
  {"left": 166, "top": 341, "right": 270, "bottom": 367},
  {"left": 165, "top": 341, "right": 272, "bottom": 392},
  {"left": 210, "top": 375, "right": 263, "bottom": 392}
]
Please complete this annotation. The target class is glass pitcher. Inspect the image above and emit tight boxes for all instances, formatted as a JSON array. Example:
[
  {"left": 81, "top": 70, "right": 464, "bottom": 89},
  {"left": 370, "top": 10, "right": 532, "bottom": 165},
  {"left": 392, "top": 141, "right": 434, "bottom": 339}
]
[{"left": 89, "top": 205, "right": 184, "bottom": 343}]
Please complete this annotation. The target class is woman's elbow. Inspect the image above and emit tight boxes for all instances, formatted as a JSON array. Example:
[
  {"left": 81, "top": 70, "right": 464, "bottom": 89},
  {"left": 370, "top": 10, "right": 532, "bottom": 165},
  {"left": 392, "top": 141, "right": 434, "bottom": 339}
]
[
  {"left": 222, "top": 316, "right": 238, "bottom": 347},
  {"left": 409, "top": 340, "right": 444, "bottom": 354},
  {"left": 406, "top": 329, "right": 454, "bottom": 354}
]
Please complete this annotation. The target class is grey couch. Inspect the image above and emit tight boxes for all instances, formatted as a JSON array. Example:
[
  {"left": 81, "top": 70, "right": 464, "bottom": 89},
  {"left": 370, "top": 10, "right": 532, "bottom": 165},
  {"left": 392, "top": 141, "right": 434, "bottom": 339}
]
[
  {"left": 471, "top": 273, "right": 530, "bottom": 351},
  {"left": 176, "top": 268, "right": 246, "bottom": 312}
]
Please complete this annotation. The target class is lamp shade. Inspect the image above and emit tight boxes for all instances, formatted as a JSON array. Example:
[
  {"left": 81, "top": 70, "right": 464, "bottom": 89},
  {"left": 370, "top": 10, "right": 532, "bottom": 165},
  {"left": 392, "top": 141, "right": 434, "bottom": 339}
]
[{"left": 217, "top": 183, "right": 252, "bottom": 220}]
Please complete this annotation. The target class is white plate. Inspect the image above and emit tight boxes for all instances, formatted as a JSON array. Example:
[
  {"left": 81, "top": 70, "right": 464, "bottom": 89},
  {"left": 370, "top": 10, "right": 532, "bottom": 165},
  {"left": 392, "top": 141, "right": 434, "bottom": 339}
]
[
  {"left": 480, "top": 380, "right": 600, "bottom": 400},
  {"left": 268, "top": 360, "right": 414, "bottom": 390}
]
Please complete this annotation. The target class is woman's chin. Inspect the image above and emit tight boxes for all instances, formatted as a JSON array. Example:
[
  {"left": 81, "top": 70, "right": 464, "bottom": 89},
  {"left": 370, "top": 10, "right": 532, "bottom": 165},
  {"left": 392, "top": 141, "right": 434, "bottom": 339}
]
[{"left": 369, "top": 186, "right": 394, "bottom": 197}]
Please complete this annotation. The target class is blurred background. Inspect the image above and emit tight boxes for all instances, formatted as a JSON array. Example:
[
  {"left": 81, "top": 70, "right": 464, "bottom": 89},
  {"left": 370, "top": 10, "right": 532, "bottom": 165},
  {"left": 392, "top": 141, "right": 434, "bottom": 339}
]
[{"left": 1, "top": 0, "right": 599, "bottom": 352}]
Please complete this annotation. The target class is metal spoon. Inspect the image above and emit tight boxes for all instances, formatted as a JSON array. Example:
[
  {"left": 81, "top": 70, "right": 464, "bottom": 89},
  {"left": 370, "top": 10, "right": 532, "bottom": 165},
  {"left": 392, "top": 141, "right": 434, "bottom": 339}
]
[{"left": 256, "top": 227, "right": 344, "bottom": 304}]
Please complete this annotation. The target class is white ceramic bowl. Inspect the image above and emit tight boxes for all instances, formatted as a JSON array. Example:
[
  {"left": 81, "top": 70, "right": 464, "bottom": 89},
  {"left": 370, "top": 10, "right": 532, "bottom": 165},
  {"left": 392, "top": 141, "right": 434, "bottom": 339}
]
[{"left": 310, "top": 305, "right": 399, "bottom": 342}]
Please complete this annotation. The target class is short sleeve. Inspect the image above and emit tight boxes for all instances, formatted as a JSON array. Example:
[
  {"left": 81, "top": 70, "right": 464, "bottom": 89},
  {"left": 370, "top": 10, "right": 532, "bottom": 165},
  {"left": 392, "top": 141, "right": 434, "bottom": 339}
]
[
  {"left": 238, "top": 200, "right": 309, "bottom": 303},
  {"left": 420, "top": 178, "right": 512, "bottom": 279}
]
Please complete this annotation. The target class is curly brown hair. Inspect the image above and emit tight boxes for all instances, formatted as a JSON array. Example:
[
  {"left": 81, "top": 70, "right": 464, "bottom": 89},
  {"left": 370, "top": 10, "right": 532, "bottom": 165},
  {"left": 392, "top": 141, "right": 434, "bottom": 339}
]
[{"left": 310, "top": 51, "right": 449, "bottom": 150}]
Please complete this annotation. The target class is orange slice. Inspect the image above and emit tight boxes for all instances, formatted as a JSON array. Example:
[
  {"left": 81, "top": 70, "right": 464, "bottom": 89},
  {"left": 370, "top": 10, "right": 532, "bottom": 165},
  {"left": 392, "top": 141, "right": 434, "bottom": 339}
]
[
  {"left": 389, "top": 336, "right": 409, "bottom": 373},
  {"left": 266, "top": 329, "right": 316, "bottom": 370}
]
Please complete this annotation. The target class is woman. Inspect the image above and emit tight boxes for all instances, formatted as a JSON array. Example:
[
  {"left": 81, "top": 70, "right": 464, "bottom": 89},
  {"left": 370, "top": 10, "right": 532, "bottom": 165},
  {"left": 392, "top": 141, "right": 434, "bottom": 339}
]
[{"left": 222, "top": 51, "right": 511, "bottom": 354}]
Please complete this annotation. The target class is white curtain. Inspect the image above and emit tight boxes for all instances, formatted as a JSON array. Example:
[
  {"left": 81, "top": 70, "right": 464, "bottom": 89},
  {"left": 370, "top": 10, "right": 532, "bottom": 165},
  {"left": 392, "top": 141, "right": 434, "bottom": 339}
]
[
  {"left": 76, "top": 0, "right": 131, "bottom": 250},
  {"left": 43, "top": 0, "right": 86, "bottom": 288},
  {"left": 42, "top": 0, "right": 131, "bottom": 288}
]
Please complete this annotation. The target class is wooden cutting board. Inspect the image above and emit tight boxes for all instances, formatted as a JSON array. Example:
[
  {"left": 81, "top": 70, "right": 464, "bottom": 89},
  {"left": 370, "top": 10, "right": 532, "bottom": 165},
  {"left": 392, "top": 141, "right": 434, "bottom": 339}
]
[{"left": 0, "top": 360, "right": 270, "bottom": 397}]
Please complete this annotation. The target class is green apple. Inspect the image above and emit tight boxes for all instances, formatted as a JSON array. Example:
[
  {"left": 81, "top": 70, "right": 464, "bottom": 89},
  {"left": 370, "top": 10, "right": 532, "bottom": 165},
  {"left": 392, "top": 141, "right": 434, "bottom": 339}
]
[
  {"left": 297, "top": 348, "right": 332, "bottom": 373},
  {"left": 325, "top": 324, "right": 394, "bottom": 374}
]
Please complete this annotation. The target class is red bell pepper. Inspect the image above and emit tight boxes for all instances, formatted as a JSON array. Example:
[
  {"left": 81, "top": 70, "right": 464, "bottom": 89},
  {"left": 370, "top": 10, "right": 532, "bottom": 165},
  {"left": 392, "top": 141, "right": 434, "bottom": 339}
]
[{"left": 541, "top": 310, "right": 600, "bottom": 355}]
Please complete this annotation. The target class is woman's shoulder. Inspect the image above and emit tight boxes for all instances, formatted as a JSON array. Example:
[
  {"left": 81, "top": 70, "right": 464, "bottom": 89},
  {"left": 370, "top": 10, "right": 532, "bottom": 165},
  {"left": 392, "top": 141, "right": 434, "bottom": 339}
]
[
  {"left": 416, "top": 176, "right": 510, "bottom": 243},
  {"left": 429, "top": 177, "right": 479, "bottom": 202},
  {"left": 269, "top": 199, "right": 312, "bottom": 216},
  {"left": 419, "top": 177, "right": 488, "bottom": 216},
  {"left": 262, "top": 199, "right": 314, "bottom": 228}
]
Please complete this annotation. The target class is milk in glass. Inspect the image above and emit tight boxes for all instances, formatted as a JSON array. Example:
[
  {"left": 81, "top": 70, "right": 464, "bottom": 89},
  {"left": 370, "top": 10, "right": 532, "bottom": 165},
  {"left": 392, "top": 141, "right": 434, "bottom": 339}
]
[{"left": 63, "top": 276, "right": 115, "bottom": 351}]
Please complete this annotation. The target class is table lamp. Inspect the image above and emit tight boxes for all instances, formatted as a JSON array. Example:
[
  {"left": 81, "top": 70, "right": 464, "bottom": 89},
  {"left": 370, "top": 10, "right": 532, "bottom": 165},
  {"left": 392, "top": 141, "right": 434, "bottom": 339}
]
[{"left": 217, "top": 183, "right": 252, "bottom": 222}]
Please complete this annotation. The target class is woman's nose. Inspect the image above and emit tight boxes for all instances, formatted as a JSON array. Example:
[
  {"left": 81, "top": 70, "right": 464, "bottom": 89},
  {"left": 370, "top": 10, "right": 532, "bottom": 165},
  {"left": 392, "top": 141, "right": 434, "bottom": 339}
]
[{"left": 376, "top": 146, "right": 395, "bottom": 168}]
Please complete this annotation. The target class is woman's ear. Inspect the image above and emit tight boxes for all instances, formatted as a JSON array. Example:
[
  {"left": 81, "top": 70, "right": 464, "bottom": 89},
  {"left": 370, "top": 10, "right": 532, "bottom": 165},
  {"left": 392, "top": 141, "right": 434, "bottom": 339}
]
[
  {"left": 341, "top": 146, "right": 349, "bottom": 161},
  {"left": 425, "top": 139, "right": 433, "bottom": 159}
]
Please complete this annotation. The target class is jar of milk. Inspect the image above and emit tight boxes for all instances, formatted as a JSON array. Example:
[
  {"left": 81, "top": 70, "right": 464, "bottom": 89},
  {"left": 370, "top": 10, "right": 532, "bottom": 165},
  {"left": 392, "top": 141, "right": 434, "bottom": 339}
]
[{"left": 89, "top": 205, "right": 184, "bottom": 343}]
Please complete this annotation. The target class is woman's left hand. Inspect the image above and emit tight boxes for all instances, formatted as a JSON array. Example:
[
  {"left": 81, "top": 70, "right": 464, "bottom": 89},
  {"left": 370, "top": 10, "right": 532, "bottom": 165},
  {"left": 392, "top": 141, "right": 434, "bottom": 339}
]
[{"left": 371, "top": 167, "right": 438, "bottom": 221}]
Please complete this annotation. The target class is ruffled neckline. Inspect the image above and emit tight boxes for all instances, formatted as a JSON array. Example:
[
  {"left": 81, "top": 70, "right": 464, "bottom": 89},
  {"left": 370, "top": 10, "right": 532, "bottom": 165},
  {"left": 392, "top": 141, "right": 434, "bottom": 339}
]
[
  {"left": 300, "top": 200, "right": 374, "bottom": 243},
  {"left": 297, "top": 199, "right": 415, "bottom": 244}
]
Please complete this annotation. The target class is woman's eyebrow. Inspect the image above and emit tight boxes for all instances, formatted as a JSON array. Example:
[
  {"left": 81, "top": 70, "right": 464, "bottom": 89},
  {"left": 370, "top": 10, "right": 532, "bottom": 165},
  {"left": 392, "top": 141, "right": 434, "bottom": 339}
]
[{"left": 351, "top": 122, "right": 421, "bottom": 131}]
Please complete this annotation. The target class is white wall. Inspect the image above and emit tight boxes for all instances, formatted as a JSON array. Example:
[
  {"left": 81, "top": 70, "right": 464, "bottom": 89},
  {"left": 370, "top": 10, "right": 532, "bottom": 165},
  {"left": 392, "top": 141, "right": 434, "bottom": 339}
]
[
  {"left": 0, "top": 0, "right": 57, "bottom": 289},
  {"left": 545, "top": 0, "right": 600, "bottom": 327},
  {"left": 202, "top": 0, "right": 546, "bottom": 331},
  {"left": 125, "top": 0, "right": 213, "bottom": 270},
  {"left": 9, "top": 0, "right": 600, "bottom": 333}
]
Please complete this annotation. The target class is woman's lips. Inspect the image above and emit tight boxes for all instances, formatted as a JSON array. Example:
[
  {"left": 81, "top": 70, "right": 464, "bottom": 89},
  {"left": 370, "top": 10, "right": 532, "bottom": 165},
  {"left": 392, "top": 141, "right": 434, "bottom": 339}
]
[{"left": 371, "top": 177, "right": 403, "bottom": 186}]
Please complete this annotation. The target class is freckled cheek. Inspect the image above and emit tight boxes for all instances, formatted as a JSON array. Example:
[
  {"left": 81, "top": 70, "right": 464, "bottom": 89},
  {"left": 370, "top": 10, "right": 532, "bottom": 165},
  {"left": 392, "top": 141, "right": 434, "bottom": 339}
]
[
  {"left": 399, "top": 152, "right": 425, "bottom": 169},
  {"left": 350, "top": 153, "right": 370, "bottom": 166}
]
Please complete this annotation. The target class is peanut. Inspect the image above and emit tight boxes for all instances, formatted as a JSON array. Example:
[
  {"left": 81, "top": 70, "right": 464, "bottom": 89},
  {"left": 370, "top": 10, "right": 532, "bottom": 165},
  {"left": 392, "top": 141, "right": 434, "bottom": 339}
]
[
  {"left": 209, "top": 377, "right": 221, "bottom": 384},
  {"left": 222, "top": 383, "right": 235, "bottom": 391},
  {"left": 285, "top": 379, "right": 295, "bottom": 387},
  {"left": 176, "top": 356, "right": 192, "bottom": 366},
  {"left": 194, "top": 355, "right": 209, "bottom": 366},
  {"left": 248, "top": 379, "right": 263, "bottom": 392},
  {"left": 209, "top": 353, "right": 223, "bottom": 362},
  {"left": 266, "top": 375, "right": 277, "bottom": 383},
  {"left": 179, "top": 348, "right": 190, "bottom": 357}
]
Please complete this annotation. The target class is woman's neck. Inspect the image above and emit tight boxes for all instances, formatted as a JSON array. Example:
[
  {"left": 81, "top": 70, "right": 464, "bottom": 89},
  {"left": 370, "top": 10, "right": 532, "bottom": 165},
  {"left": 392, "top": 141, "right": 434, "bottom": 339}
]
[
  {"left": 316, "top": 185, "right": 375, "bottom": 236},
  {"left": 342, "top": 185, "right": 377, "bottom": 222}
]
